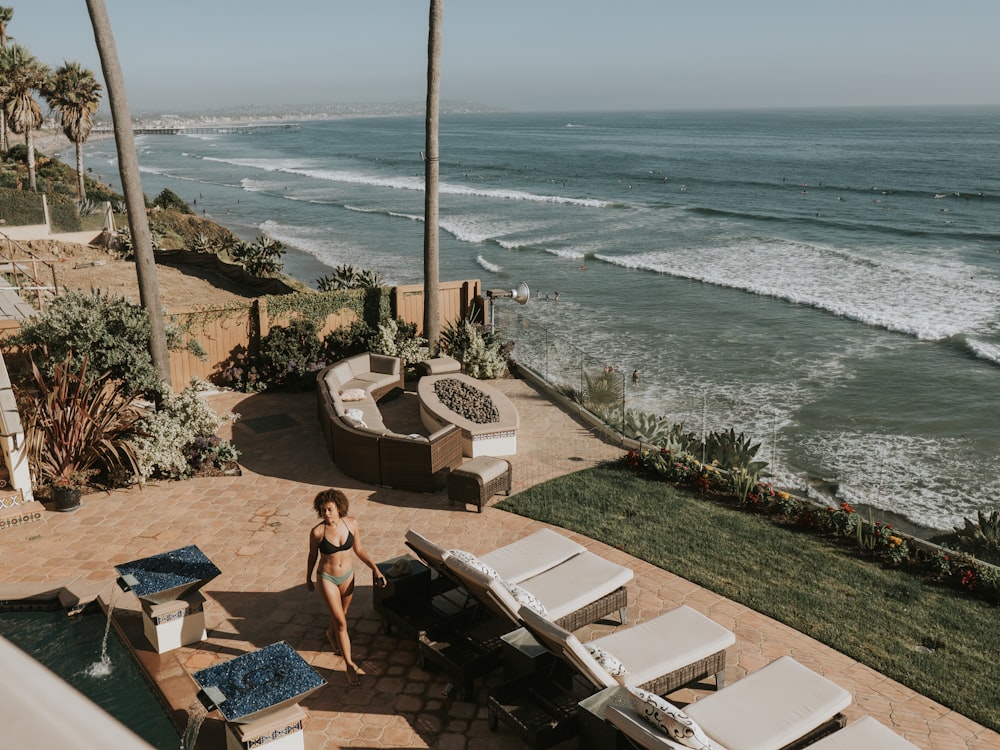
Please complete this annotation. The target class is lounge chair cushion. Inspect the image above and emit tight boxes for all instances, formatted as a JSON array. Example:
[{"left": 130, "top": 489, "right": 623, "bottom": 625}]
[
  {"left": 628, "top": 688, "right": 719, "bottom": 750},
  {"left": 405, "top": 529, "right": 450, "bottom": 572},
  {"left": 589, "top": 606, "right": 735, "bottom": 689},
  {"left": 515, "top": 550, "right": 633, "bottom": 622},
  {"left": 477, "top": 528, "right": 586, "bottom": 583},
  {"left": 684, "top": 656, "right": 851, "bottom": 750},
  {"left": 807, "top": 716, "right": 920, "bottom": 750},
  {"left": 447, "top": 549, "right": 500, "bottom": 581}
]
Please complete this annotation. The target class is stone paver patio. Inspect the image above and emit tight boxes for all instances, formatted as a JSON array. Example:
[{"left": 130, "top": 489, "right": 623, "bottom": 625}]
[{"left": 1, "top": 378, "right": 997, "bottom": 749}]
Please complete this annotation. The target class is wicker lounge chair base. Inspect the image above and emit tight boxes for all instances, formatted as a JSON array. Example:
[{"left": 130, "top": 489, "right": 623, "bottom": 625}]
[
  {"left": 417, "top": 618, "right": 509, "bottom": 701},
  {"left": 488, "top": 672, "right": 582, "bottom": 750}
]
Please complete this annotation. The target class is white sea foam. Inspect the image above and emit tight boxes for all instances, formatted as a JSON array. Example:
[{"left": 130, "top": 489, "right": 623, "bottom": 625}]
[
  {"left": 801, "top": 431, "right": 1000, "bottom": 530},
  {"left": 202, "top": 155, "right": 610, "bottom": 207},
  {"left": 967, "top": 338, "right": 1000, "bottom": 365},
  {"left": 476, "top": 255, "right": 502, "bottom": 273},
  {"left": 256, "top": 220, "right": 415, "bottom": 284},
  {"left": 595, "top": 239, "right": 1000, "bottom": 342}
]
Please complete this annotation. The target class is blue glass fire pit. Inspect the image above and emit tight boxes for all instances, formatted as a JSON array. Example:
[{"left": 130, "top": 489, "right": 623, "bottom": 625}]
[
  {"left": 115, "top": 545, "right": 221, "bottom": 604},
  {"left": 193, "top": 641, "right": 326, "bottom": 724}
]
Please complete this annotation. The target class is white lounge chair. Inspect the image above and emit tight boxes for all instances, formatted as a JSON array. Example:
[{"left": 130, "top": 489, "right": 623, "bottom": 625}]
[
  {"left": 408, "top": 527, "right": 634, "bottom": 631},
  {"left": 518, "top": 604, "right": 735, "bottom": 696},
  {"left": 443, "top": 538, "right": 633, "bottom": 631},
  {"left": 604, "top": 656, "right": 851, "bottom": 750},
  {"left": 808, "top": 716, "right": 922, "bottom": 750}
]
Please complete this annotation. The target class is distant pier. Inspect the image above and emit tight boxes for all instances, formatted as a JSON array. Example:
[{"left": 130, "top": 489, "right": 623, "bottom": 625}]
[{"left": 92, "top": 123, "right": 300, "bottom": 136}]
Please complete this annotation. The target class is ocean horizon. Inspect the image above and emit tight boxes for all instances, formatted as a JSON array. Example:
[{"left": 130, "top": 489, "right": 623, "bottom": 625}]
[{"left": 77, "top": 107, "right": 1000, "bottom": 532}]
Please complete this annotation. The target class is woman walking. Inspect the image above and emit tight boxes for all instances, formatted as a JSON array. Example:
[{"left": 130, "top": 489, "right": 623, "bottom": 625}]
[{"left": 306, "top": 488, "right": 386, "bottom": 685}]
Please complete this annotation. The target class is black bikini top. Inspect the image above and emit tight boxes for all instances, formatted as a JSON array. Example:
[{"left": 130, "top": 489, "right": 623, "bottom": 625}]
[{"left": 320, "top": 520, "right": 354, "bottom": 555}]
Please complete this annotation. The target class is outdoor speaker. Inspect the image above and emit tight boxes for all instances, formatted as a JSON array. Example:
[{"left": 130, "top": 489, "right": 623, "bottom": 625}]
[{"left": 511, "top": 282, "right": 530, "bottom": 304}]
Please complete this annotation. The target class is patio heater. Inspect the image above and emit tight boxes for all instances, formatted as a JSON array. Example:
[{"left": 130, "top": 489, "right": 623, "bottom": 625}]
[{"left": 486, "top": 281, "right": 530, "bottom": 330}]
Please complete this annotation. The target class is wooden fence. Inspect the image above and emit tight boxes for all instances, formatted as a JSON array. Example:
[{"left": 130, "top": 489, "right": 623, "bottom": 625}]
[{"left": 167, "top": 280, "right": 483, "bottom": 386}]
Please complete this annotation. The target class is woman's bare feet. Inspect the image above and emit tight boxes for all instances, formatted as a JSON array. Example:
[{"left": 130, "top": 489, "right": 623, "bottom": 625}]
[{"left": 345, "top": 662, "right": 363, "bottom": 686}]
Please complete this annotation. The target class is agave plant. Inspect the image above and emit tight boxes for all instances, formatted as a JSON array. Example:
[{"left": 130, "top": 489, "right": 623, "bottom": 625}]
[
  {"left": 623, "top": 409, "right": 672, "bottom": 446},
  {"left": 315, "top": 264, "right": 384, "bottom": 291},
  {"left": 953, "top": 510, "right": 1000, "bottom": 561},
  {"left": 19, "top": 355, "right": 143, "bottom": 489},
  {"left": 583, "top": 369, "right": 622, "bottom": 410}
]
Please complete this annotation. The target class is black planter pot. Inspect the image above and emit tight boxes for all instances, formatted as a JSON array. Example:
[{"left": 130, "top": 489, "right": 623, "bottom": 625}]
[{"left": 52, "top": 487, "right": 82, "bottom": 512}]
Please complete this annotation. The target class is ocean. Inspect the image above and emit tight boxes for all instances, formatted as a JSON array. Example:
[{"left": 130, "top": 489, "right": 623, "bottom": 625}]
[{"left": 78, "top": 108, "right": 1000, "bottom": 532}]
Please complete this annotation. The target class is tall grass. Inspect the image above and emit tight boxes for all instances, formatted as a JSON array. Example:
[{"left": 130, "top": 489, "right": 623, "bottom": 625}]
[{"left": 496, "top": 466, "right": 999, "bottom": 732}]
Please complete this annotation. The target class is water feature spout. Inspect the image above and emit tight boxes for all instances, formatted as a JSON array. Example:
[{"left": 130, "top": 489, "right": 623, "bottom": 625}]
[{"left": 181, "top": 697, "right": 208, "bottom": 750}]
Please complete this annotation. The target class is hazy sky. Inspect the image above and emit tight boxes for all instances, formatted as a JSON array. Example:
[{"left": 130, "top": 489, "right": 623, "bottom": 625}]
[{"left": 9, "top": 1, "right": 1000, "bottom": 114}]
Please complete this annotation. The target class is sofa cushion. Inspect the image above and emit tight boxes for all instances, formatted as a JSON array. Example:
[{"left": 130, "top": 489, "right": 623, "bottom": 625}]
[
  {"left": 340, "top": 388, "right": 367, "bottom": 402},
  {"left": 347, "top": 354, "right": 370, "bottom": 377},
  {"left": 628, "top": 688, "right": 719, "bottom": 750},
  {"left": 330, "top": 361, "right": 354, "bottom": 387},
  {"left": 370, "top": 353, "right": 400, "bottom": 375}
]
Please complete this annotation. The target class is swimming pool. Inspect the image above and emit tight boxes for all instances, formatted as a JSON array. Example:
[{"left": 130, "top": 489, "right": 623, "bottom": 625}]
[{"left": 0, "top": 608, "right": 180, "bottom": 749}]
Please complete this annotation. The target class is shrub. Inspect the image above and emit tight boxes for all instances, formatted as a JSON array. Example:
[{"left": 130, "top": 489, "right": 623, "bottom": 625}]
[
  {"left": 322, "top": 319, "right": 374, "bottom": 361},
  {"left": 369, "top": 318, "right": 429, "bottom": 366},
  {"left": 440, "top": 316, "right": 509, "bottom": 379},
  {"left": 256, "top": 318, "right": 327, "bottom": 391},
  {"left": 152, "top": 188, "right": 192, "bottom": 214},
  {"left": 129, "top": 380, "right": 239, "bottom": 481},
  {"left": 10, "top": 290, "right": 196, "bottom": 398}
]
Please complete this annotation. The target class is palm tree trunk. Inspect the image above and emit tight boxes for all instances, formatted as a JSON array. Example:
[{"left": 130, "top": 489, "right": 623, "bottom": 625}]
[
  {"left": 422, "top": 0, "right": 443, "bottom": 355},
  {"left": 75, "top": 141, "right": 86, "bottom": 200},
  {"left": 85, "top": 0, "right": 172, "bottom": 391},
  {"left": 25, "top": 129, "right": 36, "bottom": 191}
]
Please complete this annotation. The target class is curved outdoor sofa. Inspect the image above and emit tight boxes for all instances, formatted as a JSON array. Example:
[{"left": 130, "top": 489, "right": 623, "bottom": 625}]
[{"left": 316, "top": 353, "right": 464, "bottom": 492}]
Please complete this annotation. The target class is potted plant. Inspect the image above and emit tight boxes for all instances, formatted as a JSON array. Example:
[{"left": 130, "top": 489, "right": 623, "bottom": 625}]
[
  {"left": 49, "top": 470, "right": 93, "bottom": 512},
  {"left": 17, "top": 355, "right": 143, "bottom": 513}
]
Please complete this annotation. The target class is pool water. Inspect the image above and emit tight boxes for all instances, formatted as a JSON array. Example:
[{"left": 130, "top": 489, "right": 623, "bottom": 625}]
[{"left": 0, "top": 608, "right": 181, "bottom": 749}]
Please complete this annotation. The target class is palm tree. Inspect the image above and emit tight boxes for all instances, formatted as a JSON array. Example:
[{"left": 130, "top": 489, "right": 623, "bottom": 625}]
[
  {"left": 0, "top": 43, "right": 50, "bottom": 191},
  {"left": 0, "top": 5, "right": 14, "bottom": 153},
  {"left": 423, "top": 0, "right": 443, "bottom": 355},
  {"left": 85, "top": 0, "right": 171, "bottom": 391},
  {"left": 44, "top": 61, "right": 103, "bottom": 200}
]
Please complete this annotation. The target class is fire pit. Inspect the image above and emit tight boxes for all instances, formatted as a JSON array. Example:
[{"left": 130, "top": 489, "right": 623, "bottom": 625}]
[
  {"left": 115, "top": 545, "right": 221, "bottom": 653},
  {"left": 194, "top": 641, "right": 326, "bottom": 749},
  {"left": 417, "top": 374, "right": 519, "bottom": 457}
]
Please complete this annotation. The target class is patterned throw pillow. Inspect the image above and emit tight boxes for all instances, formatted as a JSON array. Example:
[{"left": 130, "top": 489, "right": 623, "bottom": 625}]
[
  {"left": 446, "top": 549, "right": 500, "bottom": 580},
  {"left": 501, "top": 579, "right": 548, "bottom": 617},
  {"left": 585, "top": 644, "right": 629, "bottom": 679},
  {"left": 339, "top": 388, "right": 367, "bottom": 402},
  {"left": 627, "top": 687, "right": 719, "bottom": 750}
]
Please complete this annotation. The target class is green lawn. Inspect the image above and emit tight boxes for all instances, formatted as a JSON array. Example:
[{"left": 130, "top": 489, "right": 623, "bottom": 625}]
[{"left": 496, "top": 465, "right": 999, "bottom": 732}]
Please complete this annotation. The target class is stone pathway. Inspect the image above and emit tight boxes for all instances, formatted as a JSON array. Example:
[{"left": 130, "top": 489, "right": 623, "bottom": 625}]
[{"left": 1, "top": 378, "right": 996, "bottom": 749}]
